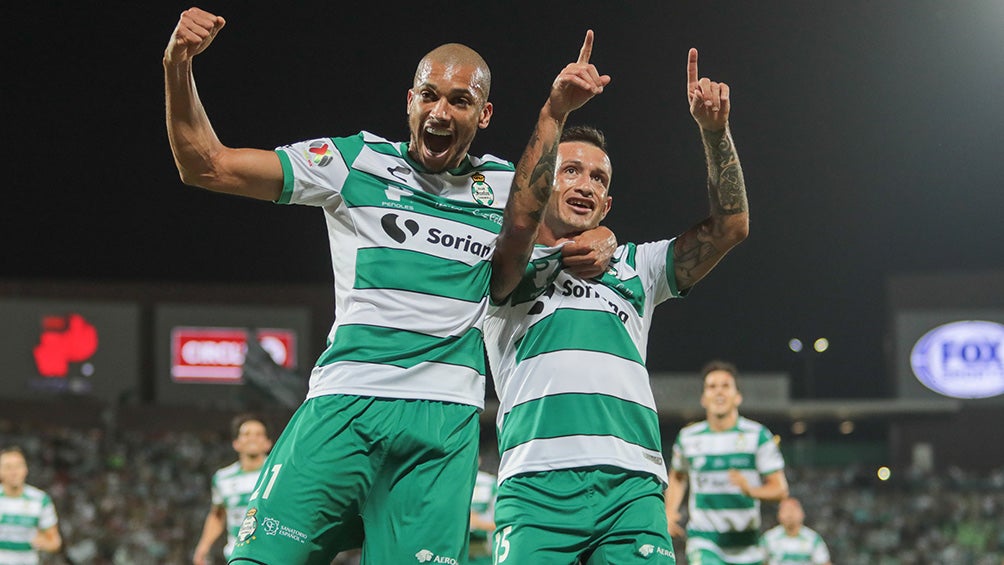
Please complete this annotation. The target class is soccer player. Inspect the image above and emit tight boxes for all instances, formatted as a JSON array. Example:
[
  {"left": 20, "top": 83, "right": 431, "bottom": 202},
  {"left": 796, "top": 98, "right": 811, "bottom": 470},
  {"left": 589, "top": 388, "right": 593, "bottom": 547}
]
[
  {"left": 761, "top": 498, "right": 831, "bottom": 565},
  {"left": 164, "top": 8, "right": 609, "bottom": 563},
  {"left": 193, "top": 415, "right": 273, "bottom": 565},
  {"left": 0, "top": 447, "right": 61, "bottom": 565},
  {"left": 666, "top": 361, "right": 790, "bottom": 565},
  {"left": 483, "top": 48, "right": 749, "bottom": 564},
  {"left": 468, "top": 460, "right": 498, "bottom": 565}
]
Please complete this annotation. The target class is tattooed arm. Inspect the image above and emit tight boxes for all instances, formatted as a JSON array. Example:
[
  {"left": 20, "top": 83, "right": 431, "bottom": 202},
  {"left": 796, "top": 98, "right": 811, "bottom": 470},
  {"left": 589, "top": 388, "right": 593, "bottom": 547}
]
[
  {"left": 673, "top": 48, "right": 749, "bottom": 292},
  {"left": 491, "top": 31, "right": 610, "bottom": 302}
]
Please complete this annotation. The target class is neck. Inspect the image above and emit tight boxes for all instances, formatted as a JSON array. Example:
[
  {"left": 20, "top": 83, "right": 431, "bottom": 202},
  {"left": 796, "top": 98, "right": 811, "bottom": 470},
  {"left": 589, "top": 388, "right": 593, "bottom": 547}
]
[
  {"left": 537, "top": 221, "right": 582, "bottom": 247},
  {"left": 784, "top": 524, "right": 801, "bottom": 536},
  {"left": 2, "top": 484, "right": 24, "bottom": 497},
  {"left": 708, "top": 410, "right": 739, "bottom": 432},
  {"left": 239, "top": 453, "right": 266, "bottom": 472}
]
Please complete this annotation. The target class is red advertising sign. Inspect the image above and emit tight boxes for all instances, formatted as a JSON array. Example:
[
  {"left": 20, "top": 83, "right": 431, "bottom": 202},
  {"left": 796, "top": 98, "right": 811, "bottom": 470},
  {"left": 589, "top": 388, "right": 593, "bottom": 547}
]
[
  {"left": 34, "top": 314, "right": 99, "bottom": 378},
  {"left": 171, "top": 327, "right": 296, "bottom": 383}
]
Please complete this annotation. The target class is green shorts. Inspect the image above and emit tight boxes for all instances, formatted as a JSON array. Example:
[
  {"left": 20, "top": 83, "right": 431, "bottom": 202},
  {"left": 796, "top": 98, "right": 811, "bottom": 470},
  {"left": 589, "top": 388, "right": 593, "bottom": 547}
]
[
  {"left": 492, "top": 467, "right": 675, "bottom": 565},
  {"left": 228, "top": 394, "right": 479, "bottom": 565}
]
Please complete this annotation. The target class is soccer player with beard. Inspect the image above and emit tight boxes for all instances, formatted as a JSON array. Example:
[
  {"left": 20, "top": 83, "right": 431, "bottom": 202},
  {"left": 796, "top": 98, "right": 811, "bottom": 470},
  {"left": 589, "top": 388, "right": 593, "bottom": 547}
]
[{"left": 164, "top": 7, "right": 610, "bottom": 564}]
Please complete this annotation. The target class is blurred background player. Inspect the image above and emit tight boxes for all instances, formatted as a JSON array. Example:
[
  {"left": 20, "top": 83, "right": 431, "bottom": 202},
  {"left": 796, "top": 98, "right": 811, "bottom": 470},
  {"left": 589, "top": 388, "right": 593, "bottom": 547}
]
[
  {"left": 761, "top": 498, "right": 831, "bottom": 565},
  {"left": 666, "top": 361, "right": 789, "bottom": 565},
  {"left": 193, "top": 415, "right": 272, "bottom": 565},
  {"left": 0, "top": 447, "right": 61, "bottom": 565},
  {"left": 468, "top": 459, "right": 497, "bottom": 565}
]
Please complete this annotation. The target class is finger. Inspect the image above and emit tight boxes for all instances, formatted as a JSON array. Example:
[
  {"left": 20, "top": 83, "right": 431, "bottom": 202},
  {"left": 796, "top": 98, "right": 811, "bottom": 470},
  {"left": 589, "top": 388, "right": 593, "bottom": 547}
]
[
  {"left": 699, "top": 78, "right": 715, "bottom": 107},
  {"left": 709, "top": 81, "right": 721, "bottom": 111},
  {"left": 577, "top": 30, "right": 594, "bottom": 64},
  {"left": 720, "top": 82, "right": 731, "bottom": 114},
  {"left": 687, "top": 48, "right": 699, "bottom": 91}
]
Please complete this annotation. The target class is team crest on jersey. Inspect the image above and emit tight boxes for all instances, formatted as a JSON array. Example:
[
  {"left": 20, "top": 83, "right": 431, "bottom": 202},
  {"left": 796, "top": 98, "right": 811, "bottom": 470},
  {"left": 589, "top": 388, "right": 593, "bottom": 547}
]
[
  {"left": 304, "top": 141, "right": 334, "bottom": 167},
  {"left": 470, "top": 173, "right": 494, "bottom": 206},
  {"left": 237, "top": 508, "right": 258, "bottom": 544}
]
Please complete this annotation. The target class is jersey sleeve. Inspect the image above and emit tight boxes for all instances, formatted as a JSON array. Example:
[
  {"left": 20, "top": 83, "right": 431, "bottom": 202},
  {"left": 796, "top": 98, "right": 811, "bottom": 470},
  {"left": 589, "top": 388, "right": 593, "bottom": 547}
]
[
  {"left": 39, "top": 493, "right": 57, "bottom": 530},
  {"left": 505, "top": 245, "right": 566, "bottom": 306},
  {"left": 812, "top": 535, "right": 831, "bottom": 564},
  {"left": 755, "top": 426, "right": 786, "bottom": 476},
  {"left": 634, "top": 239, "right": 683, "bottom": 306},
  {"left": 669, "top": 434, "right": 689, "bottom": 473},
  {"left": 210, "top": 472, "right": 223, "bottom": 507},
  {"left": 274, "top": 135, "right": 354, "bottom": 207}
]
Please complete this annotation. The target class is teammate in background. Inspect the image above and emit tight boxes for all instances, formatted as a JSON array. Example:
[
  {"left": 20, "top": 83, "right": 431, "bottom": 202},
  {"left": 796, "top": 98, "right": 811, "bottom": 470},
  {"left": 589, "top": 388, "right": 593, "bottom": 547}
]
[
  {"left": 164, "top": 7, "right": 609, "bottom": 563},
  {"left": 0, "top": 447, "right": 61, "bottom": 565},
  {"left": 666, "top": 361, "right": 789, "bottom": 565},
  {"left": 761, "top": 498, "right": 831, "bottom": 565},
  {"left": 193, "top": 415, "right": 273, "bottom": 565},
  {"left": 484, "top": 48, "right": 749, "bottom": 563},
  {"left": 468, "top": 459, "right": 498, "bottom": 565}
]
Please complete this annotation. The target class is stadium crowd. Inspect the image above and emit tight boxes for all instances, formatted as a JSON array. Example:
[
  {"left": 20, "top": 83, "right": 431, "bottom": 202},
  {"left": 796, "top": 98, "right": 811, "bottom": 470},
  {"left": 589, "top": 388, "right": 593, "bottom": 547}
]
[{"left": 1, "top": 420, "right": 1002, "bottom": 564}]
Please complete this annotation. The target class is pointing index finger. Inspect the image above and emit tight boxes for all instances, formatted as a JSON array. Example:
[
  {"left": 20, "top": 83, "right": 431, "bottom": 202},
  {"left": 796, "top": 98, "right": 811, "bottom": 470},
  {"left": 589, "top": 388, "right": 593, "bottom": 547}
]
[
  {"left": 577, "top": 30, "right": 594, "bottom": 64},
  {"left": 687, "top": 48, "right": 699, "bottom": 90}
]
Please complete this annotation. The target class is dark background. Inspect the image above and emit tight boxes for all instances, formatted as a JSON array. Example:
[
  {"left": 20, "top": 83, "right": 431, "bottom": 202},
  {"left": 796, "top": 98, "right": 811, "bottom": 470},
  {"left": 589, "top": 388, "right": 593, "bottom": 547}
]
[{"left": 4, "top": 1, "right": 1003, "bottom": 399}]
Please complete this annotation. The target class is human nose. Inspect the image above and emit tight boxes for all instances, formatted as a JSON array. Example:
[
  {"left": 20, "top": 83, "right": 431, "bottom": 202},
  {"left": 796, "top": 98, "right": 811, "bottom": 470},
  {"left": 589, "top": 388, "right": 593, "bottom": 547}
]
[{"left": 429, "top": 98, "right": 451, "bottom": 121}]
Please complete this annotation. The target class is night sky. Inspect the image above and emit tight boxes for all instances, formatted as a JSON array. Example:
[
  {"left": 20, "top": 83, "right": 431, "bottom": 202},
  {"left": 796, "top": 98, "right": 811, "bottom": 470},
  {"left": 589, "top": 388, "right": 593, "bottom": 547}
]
[{"left": 4, "top": 1, "right": 1003, "bottom": 399}]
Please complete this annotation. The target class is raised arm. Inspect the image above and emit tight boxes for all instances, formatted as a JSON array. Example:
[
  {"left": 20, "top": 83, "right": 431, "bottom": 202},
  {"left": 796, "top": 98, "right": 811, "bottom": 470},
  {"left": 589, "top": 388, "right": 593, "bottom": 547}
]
[
  {"left": 672, "top": 48, "right": 749, "bottom": 292},
  {"left": 164, "top": 8, "right": 283, "bottom": 201},
  {"left": 491, "top": 31, "right": 610, "bottom": 302}
]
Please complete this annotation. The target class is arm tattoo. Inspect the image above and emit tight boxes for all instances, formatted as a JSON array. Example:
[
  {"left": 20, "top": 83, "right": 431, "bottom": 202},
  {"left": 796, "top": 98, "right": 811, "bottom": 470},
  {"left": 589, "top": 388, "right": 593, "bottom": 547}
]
[
  {"left": 702, "top": 128, "right": 747, "bottom": 216},
  {"left": 512, "top": 124, "right": 557, "bottom": 223}
]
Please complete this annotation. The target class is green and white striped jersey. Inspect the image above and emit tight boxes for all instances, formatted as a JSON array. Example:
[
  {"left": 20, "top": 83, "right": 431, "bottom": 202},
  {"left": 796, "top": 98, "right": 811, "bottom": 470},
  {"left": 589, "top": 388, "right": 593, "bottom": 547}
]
[
  {"left": 469, "top": 470, "right": 497, "bottom": 543},
  {"left": 0, "top": 485, "right": 57, "bottom": 565},
  {"left": 485, "top": 239, "right": 682, "bottom": 485},
  {"left": 275, "top": 131, "right": 514, "bottom": 409},
  {"left": 761, "top": 525, "right": 830, "bottom": 565},
  {"left": 211, "top": 461, "right": 262, "bottom": 558},
  {"left": 671, "top": 417, "right": 785, "bottom": 564}
]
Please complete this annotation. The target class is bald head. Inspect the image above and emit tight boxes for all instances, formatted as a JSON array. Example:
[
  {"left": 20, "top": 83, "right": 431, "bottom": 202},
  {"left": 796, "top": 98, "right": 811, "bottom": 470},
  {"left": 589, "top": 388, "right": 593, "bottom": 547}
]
[{"left": 415, "top": 43, "right": 491, "bottom": 102}]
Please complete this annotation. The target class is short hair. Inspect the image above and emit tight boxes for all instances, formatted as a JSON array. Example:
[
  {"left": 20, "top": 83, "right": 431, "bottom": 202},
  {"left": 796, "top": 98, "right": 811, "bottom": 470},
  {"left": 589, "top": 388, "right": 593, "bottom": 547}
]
[
  {"left": 415, "top": 43, "right": 492, "bottom": 101},
  {"left": 701, "top": 360, "right": 740, "bottom": 389},
  {"left": 561, "top": 125, "right": 608, "bottom": 153},
  {"left": 0, "top": 446, "right": 25, "bottom": 459},
  {"left": 231, "top": 414, "right": 269, "bottom": 441}
]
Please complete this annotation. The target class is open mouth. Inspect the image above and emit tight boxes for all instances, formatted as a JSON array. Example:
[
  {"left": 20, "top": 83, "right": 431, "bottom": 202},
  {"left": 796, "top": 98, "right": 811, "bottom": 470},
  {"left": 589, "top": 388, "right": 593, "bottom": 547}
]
[
  {"left": 423, "top": 126, "right": 453, "bottom": 155},
  {"left": 566, "top": 197, "right": 594, "bottom": 214}
]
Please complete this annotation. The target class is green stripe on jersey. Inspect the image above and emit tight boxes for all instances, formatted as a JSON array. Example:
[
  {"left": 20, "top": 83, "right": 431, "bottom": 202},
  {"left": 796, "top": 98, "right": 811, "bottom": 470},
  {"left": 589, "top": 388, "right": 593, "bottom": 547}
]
[
  {"left": 516, "top": 309, "right": 643, "bottom": 365},
  {"left": 317, "top": 324, "right": 486, "bottom": 375},
  {"left": 686, "top": 529, "right": 760, "bottom": 549},
  {"left": 355, "top": 248, "right": 490, "bottom": 303},
  {"left": 276, "top": 149, "right": 295, "bottom": 204},
  {"left": 342, "top": 187, "right": 504, "bottom": 233},
  {"left": 499, "top": 393, "right": 659, "bottom": 453},
  {"left": 691, "top": 453, "right": 756, "bottom": 472},
  {"left": 694, "top": 493, "right": 757, "bottom": 510},
  {"left": 0, "top": 515, "right": 37, "bottom": 527},
  {"left": 0, "top": 541, "right": 32, "bottom": 551}
]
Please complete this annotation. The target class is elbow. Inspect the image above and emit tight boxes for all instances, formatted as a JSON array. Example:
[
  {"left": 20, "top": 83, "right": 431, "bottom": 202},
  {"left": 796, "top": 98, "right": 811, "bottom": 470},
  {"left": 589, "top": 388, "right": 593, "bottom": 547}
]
[{"left": 725, "top": 214, "right": 749, "bottom": 246}]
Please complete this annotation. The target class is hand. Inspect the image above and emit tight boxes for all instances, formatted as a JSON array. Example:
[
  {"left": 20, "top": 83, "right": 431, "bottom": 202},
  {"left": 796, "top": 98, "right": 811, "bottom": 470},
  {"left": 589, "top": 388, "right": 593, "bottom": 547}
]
[
  {"left": 558, "top": 225, "right": 617, "bottom": 278},
  {"left": 547, "top": 30, "right": 612, "bottom": 118},
  {"left": 165, "top": 7, "right": 226, "bottom": 65},
  {"left": 728, "top": 469, "right": 751, "bottom": 496},
  {"left": 687, "top": 48, "right": 729, "bottom": 132},
  {"left": 666, "top": 510, "right": 686, "bottom": 538}
]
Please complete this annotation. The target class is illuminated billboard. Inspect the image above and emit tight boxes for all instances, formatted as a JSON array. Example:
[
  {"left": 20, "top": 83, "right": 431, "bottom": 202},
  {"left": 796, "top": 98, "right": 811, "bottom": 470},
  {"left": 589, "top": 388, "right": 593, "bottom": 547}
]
[
  {"left": 171, "top": 326, "right": 297, "bottom": 383},
  {"left": 895, "top": 309, "right": 1004, "bottom": 402},
  {"left": 0, "top": 299, "right": 140, "bottom": 401},
  {"left": 154, "top": 304, "right": 311, "bottom": 405},
  {"left": 910, "top": 320, "right": 1004, "bottom": 399}
]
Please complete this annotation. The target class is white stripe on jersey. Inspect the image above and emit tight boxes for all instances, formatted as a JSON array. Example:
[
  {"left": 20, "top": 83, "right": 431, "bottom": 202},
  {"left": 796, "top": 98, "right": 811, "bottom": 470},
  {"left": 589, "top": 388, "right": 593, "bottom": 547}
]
[
  {"left": 306, "top": 360, "right": 483, "bottom": 405},
  {"left": 497, "top": 435, "right": 668, "bottom": 485}
]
